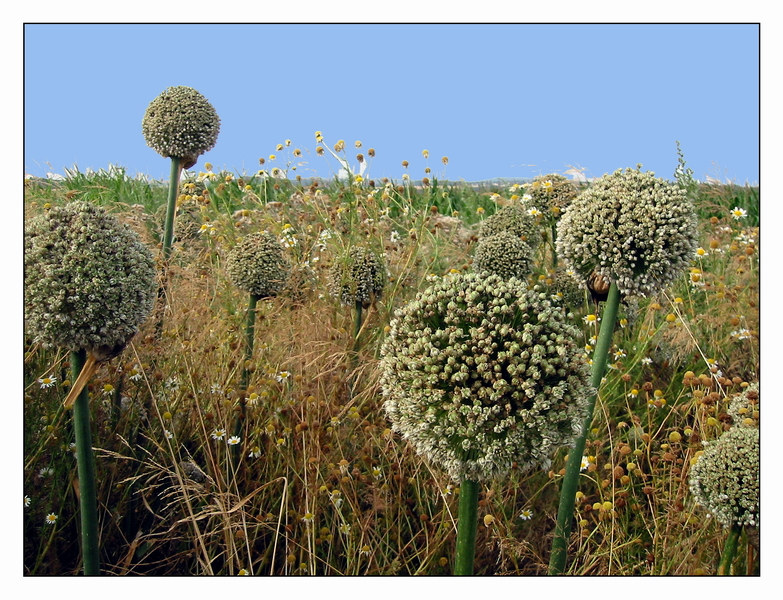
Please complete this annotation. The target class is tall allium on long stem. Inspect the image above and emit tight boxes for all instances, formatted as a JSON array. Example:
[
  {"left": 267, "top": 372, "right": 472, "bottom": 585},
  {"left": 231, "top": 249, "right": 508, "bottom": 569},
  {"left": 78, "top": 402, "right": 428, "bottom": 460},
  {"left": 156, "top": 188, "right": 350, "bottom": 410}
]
[
  {"left": 380, "top": 272, "right": 592, "bottom": 575},
  {"left": 328, "top": 245, "right": 385, "bottom": 389},
  {"left": 142, "top": 86, "right": 220, "bottom": 331},
  {"left": 688, "top": 421, "right": 759, "bottom": 574},
  {"left": 548, "top": 166, "right": 698, "bottom": 574},
  {"left": 226, "top": 231, "right": 290, "bottom": 441},
  {"left": 25, "top": 201, "right": 157, "bottom": 575}
]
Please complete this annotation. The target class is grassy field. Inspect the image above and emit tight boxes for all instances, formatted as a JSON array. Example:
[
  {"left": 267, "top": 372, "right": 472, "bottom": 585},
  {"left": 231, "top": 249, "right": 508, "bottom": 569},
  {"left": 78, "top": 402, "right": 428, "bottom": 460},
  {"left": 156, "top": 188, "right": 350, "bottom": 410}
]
[{"left": 22, "top": 164, "right": 759, "bottom": 576}]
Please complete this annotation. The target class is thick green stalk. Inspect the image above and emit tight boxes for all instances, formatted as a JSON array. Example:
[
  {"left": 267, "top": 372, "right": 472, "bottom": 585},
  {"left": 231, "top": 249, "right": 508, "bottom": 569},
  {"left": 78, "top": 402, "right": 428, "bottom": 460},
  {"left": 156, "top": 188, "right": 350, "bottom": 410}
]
[
  {"left": 454, "top": 479, "right": 480, "bottom": 575},
  {"left": 162, "top": 156, "right": 182, "bottom": 262},
  {"left": 240, "top": 293, "right": 260, "bottom": 392},
  {"left": 348, "top": 301, "right": 363, "bottom": 398},
  {"left": 353, "top": 301, "right": 363, "bottom": 354},
  {"left": 156, "top": 156, "right": 182, "bottom": 337},
  {"left": 548, "top": 282, "right": 620, "bottom": 575},
  {"left": 235, "top": 293, "right": 260, "bottom": 445},
  {"left": 717, "top": 524, "right": 742, "bottom": 575},
  {"left": 70, "top": 349, "right": 100, "bottom": 576}
]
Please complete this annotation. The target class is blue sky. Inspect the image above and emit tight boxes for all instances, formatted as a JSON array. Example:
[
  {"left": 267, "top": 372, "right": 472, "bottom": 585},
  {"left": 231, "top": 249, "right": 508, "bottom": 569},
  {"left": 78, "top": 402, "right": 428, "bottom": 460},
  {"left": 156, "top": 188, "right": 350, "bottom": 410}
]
[{"left": 24, "top": 23, "right": 759, "bottom": 184}]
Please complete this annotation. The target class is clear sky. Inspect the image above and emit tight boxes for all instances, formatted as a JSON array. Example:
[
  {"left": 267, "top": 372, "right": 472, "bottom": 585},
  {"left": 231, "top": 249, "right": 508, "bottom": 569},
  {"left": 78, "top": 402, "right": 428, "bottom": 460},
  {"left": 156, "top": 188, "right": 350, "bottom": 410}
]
[{"left": 24, "top": 23, "right": 759, "bottom": 185}]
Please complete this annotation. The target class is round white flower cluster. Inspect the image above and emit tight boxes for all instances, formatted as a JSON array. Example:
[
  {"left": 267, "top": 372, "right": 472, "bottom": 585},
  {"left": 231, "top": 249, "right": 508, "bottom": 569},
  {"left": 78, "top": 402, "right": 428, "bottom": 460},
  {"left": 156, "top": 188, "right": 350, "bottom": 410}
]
[
  {"left": 142, "top": 86, "right": 221, "bottom": 168},
  {"left": 547, "top": 268, "right": 586, "bottom": 309},
  {"left": 727, "top": 383, "right": 759, "bottom": 428},
  {"left": 473, "top": 231, "right": 533, "bottom": 281},
  {"left": 525, "top": 173, "right": 578, "bottom": 218},
  {"left": 478, "top": 204, "right": 541, "bottom": 249},
  {"left": 328, "top": 246, "right": 385, "bottom": 308},
  {"left": 380, "top": 272, "right": 592, "bottom": 482},
  {"left": 688, "top": 425, "right": 759, "bottom": 528},
  {"left": 556, "top": 167, "right": 698, "bottom": 297},
  {"left": 226, "top": 232, "right": 290, "bottom": 298},
  {"left": 25, "top": 201, "right": 157, "bottom": 353}
]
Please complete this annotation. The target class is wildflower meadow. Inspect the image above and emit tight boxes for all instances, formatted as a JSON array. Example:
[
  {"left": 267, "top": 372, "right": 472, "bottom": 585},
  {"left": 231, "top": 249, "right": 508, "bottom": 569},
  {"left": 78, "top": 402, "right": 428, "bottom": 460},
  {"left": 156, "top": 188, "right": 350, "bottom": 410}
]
[{"left": 23, "top": 89, "right": 759, "bottom": 576}]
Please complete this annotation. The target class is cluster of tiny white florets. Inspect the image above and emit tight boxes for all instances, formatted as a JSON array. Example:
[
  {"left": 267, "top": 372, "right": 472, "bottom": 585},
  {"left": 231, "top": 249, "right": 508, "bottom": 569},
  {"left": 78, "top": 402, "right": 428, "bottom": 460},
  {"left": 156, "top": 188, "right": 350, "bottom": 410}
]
[
  {"left": 688, "top": 426, "right": 759, "bottom": 528},
  {"left": 24, "top": 201, "right": 157, "bottom": 353},
  {"left": 328, "top": 246, "right": 385, "bottom": 308},
  {"left": 478, "top": 204, "right": 542, "bottom": 249},
  {"left": 226, "top": 232, "right": 290, "bottom": 298},
  {"left": 556, "top": 167, "right": 698, "bottom": 298},
  {"left": 727, "top": 383, "right": 759, "bottom": 428},
  {"left": 525, "top": 173, "right": 578, "bottom": 217},
  {"left": 548, "top": 268, "right": 586, "bottom": 309},
  {"left": 380, "top": 272, "right": 592, "bottom": 483},
  {"left": 142, "top": 86, "right": 221, "bottom": 166},
  {"left": 473, "top": 231, "right": 533, "bottom": 281}
]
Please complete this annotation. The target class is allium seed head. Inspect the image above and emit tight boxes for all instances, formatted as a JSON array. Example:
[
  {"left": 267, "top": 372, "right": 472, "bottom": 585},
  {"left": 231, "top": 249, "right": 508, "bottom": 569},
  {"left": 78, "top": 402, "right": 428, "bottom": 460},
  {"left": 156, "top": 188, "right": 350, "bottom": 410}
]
[
  {"left": 24, "top": 201, "right": 157, "bottom": 353},
  {"left": 328, "top": 246, "right": 385, "bottom": 308},
  {"left": 556, "top": 167, "right": 698, "bottom": 298},
  {"left": 478, "top": 204, "right": 542, "bottom": 249},
  {"left": 380, "top": 272, "right": 592, "bottom": 482},
  {"left": 688, "top": 426, "right": 759, "bottom": 528},
  {"left": 226, "top": 232, "right": 290, "bottom": 297},
  {"left": 473, "top": 232, "right": 533, "bottom": 281},
  {"left": 727, "top": 383, "right": 759, "bottom": 428},
  {"left": 527, "top": 173, "right": 579, "bottom": 216},
  {"left": 142, "top": 86, "right": 221, "bottom": 168}
]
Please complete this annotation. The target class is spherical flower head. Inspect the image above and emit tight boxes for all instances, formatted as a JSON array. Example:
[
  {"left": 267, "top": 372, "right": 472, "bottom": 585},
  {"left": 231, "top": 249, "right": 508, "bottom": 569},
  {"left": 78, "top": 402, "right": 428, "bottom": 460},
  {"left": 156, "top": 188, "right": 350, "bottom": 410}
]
[
  {"left": 527, "top": 173, "right": 578, "bottom": 217},
  {"left": 226, "top": 232, "right": 290, "bottom": 298},
  {"left": 380, "top": 272, "right": 592, "bottom": 483},
  {"left": 556, "top": 167, "right": 698, "bottom": 297},
  {"left": 478, "top": 204, "right": 542, "bottom": 249},
  {"left": 142, "top": 86, "right": 221, "bottom": 167},
  {"left": 328, "top": 246, "right": 385, "bottom": 308},
  {"left": 25, "top": 201, "right": 157, "bottom": 353},
  {"left": 688, "top": 426, "right": 759, "bottom": 528},
  {"left": 548, "top": 268, "right": 586, "bottom": 309},
  {"left": 473, "top": 232, "right": 533, "bottom": 281},
  {"left": 727, "top": 383, "right": 759, "bottom": 428}
]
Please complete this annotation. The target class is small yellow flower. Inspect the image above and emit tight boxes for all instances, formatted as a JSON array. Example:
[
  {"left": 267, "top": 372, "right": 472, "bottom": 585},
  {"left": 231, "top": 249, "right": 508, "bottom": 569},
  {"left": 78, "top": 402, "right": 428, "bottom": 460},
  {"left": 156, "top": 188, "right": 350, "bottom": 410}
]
[
  {"left": 483, "top": 514, "right": 495, "bottom": 527},
  {"left": 422, "top": 149, "right": 429, "bottom": 159}
]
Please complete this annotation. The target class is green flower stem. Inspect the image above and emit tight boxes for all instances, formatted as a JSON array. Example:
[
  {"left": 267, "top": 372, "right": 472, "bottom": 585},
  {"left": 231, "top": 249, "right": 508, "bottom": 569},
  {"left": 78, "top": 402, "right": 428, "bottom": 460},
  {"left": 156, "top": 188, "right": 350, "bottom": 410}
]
[
  {"left": 454, "top": 478, "right": 480, "bottom": 575},
  {"left": 353, "top": 301, "right": 363, "bottom": 353},
  {"left": 717, "top": 524, "right": 742, "bottom": 575},
  {"left": 240, "top": 293, "right": 260, "bottom": 392},
  {"left": 235, "top": 293, "right": 260, "bottom": 445},
  {"left": 162, "top": 156, "right": 182, "bottom": 262},
  {"left": 548, "top": 281, "right": 620, "bottom": 575},
  {"left": 156, "top": 156, "right": 182, "bottom": 337},
  {"left": 70, "top": 349, "right": 100, "bottom": 576}
]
